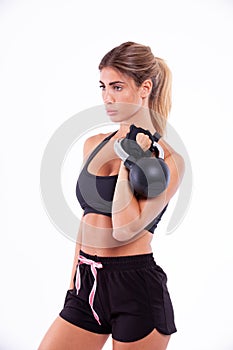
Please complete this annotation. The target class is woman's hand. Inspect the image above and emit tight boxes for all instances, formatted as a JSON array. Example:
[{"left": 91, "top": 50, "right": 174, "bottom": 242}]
[{"left": 136, "top": 133, "right": 151, "bottom": 152}]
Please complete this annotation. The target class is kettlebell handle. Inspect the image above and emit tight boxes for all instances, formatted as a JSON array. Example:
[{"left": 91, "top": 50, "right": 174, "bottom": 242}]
[
  {"left": 114, "top": 138, "right": 132, "bottom": 163},
  {"left": 152, "top": 141, "right": 165, "bottom": 160}
]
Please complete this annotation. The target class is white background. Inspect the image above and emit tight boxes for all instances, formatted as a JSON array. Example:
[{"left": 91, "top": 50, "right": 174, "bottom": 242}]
[{"left": 0, "top": 0, "right": 233, "bottom": 349}]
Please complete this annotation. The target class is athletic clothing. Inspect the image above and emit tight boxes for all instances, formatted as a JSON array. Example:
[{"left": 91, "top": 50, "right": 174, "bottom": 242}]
[
  {"left": 59, "top": 130, "right": 177, "bottom": 342},
  {"left": 59, "top": 250, "right": 177, "bottom": 342},
  {"left": 76, "top": 130, "right": 168, "bottom": 233}
]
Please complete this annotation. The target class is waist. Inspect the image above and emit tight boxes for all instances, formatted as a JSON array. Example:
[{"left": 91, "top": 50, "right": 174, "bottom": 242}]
[
  {"left": 79, "top": 249, "right": 155, "bottom": 270},
  {"left": 81, "top": 213, "right": 153, "bottom": 254}
]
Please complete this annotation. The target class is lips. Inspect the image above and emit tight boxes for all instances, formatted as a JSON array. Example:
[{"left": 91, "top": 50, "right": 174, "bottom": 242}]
[{"left": 106, "top": 109, "right": 118, "bottom": 116}]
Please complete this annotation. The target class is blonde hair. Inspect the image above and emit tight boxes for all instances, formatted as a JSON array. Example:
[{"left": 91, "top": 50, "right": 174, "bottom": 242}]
[{"left": 98, "top": 41, "right": 172, "bottom": 136}]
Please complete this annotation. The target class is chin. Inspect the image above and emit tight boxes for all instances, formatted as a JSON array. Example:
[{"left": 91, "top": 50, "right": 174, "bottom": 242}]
[{"left": 108, "top": 113, "right": 125, "bottom": 123}]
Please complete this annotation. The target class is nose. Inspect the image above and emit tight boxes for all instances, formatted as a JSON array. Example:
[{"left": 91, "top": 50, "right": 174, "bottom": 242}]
[{"left": 102, "top": 89, "right": 114, "bottom": 104}]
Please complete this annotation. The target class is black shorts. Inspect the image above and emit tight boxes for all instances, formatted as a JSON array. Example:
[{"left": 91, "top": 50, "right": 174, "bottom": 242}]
[{"left": 59, "top": 250, "right": 177, "bottom": 343}]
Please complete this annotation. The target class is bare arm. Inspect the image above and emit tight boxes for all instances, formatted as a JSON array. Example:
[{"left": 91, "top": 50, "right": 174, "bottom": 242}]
[
  {"left": 68, "top": 135, "right": 99, "bottom": 289},
  {"left": 68, "top": 221, "right": 83, "bottom": 289},
  {"left": 112, "top": 137, "right": 185, "bottom": 241}
]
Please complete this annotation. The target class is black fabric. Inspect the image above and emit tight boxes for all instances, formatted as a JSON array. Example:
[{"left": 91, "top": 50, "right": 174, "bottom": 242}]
[
  {"left": 76, "top": 131, "right": 118, "bottom": 217},
  {"left": 153, "top": 131, "right": 161, "bottom": 142},
  {"left": 59, "top": 250, "right": 177, "bottom": 342},
  {"left": 75, "top": 130, "right": 168, "bottom": 233},
  {"left": 125, "top": 124, "right": 161, "bottom": 153}
]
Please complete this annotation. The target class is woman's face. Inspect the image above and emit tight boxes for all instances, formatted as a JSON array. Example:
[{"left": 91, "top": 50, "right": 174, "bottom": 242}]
[{"left": 99, "top": 67, "right": 145, "bottom": 123}]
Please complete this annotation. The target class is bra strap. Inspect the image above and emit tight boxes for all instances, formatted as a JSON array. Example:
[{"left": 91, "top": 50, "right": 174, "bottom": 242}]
[
  {"left": 103, "top": 130, "right": 118, "bottom": 141},
  {"left": 83, "top": 130, "right": 118, "bottom": 169}
]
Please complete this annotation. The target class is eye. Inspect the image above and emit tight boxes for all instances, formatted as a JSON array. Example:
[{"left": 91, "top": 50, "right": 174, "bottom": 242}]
[
  {"left": 99, "top": 84, "right": 105, "bottom": 90},
  {"left": 113, "top": 85, "right": 123, "bottom": 91}
]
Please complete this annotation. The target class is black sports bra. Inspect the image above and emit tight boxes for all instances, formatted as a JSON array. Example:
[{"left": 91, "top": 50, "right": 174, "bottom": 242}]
[{"left": 76, "top": 130, "right": 168, "bottom": 233}]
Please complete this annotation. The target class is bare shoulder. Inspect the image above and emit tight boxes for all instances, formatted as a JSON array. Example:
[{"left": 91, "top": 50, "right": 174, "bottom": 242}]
[{"left": 83, "top": 131, "right": 115, "bottom": 158}]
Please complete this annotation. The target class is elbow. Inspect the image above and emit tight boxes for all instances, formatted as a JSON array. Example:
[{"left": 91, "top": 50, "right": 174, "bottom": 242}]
[
  {"left": 112, "top": 227, "right": 135, "bottom": 242},
  {"left": 112, "top": 212, "right": 143, "bottom": 242}
]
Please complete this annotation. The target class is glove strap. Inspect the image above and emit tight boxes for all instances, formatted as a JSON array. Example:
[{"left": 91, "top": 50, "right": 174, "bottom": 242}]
[{"left": 152, "top": 131, "right": 161, "bottom": 142}]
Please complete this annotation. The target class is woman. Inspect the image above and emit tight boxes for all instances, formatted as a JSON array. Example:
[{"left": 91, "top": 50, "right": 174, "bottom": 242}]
[{"left": 38, "top": 41, "right": 185, "bottom": 350}]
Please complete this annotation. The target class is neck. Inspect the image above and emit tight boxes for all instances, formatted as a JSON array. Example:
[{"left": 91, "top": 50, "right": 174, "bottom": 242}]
[{"left": 117, "top": 109, "right": 156, "bottom": 137}]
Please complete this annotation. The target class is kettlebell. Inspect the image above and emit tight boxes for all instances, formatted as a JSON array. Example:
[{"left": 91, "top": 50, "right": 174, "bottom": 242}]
[{"left": 114, "top": 125, "right": 170, "bottom": 198}]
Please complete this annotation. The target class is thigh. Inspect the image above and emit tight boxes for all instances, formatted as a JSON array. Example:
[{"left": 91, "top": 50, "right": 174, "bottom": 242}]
[
  {"left": 113, "top": 328, "right": 171, "bottom": 350},
  {"left": 38, "top": 316, "right": 110, "bottom": 350}
]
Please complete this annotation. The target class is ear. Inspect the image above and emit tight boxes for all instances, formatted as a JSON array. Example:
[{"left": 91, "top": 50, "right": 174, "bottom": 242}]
[{"left": 140, "top": 79, "right": 153, "bottom": 98}]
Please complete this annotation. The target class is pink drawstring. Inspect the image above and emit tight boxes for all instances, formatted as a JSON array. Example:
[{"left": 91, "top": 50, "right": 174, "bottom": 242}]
[{"left": 75, "top": 255, "right": 103, "bottom": 325}]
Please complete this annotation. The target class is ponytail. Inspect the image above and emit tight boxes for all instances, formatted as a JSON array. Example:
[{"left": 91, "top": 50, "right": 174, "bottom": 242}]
[{"left": 149, "top": 57, "right": 172, "bottom": 135}]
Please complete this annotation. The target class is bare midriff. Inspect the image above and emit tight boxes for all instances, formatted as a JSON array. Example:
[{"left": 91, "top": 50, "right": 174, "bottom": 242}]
[{"left": 80, "top": 213, "right": 153, "bottom": 257}]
